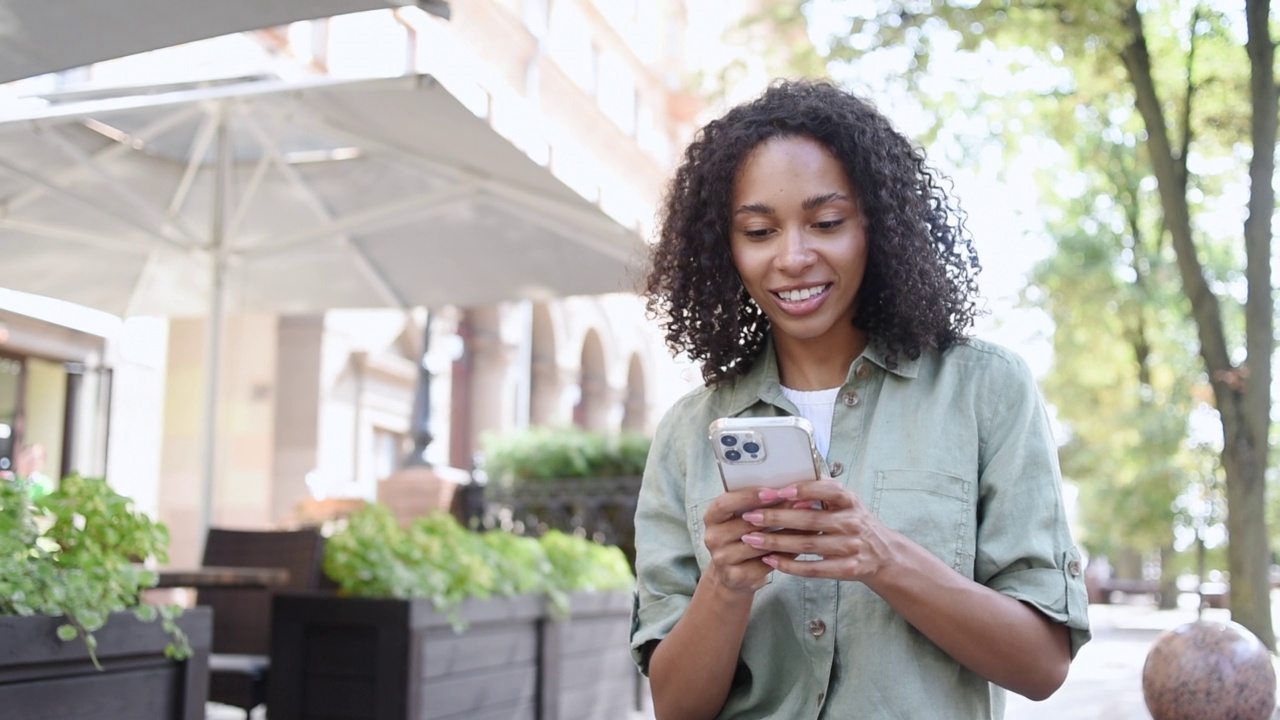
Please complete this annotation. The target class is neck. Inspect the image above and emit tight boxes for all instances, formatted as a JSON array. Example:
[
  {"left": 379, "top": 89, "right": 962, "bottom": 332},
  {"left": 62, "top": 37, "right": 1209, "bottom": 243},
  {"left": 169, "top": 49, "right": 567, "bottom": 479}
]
[{"left": 772, "top": 329, "right": 868, "bottom": 390}]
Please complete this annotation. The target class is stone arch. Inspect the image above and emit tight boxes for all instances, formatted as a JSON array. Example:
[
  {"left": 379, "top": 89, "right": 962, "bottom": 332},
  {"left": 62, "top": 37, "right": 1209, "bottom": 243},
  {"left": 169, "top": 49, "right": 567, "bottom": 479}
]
[
  {"left": 528, "top": 302, "right": 560, "bottom": 426},
  {"left": 621, "top": 353, "right": 647, "bottom": 433},
  {"left": 573, "top": 329, "right": 609, "bottom": 431}
]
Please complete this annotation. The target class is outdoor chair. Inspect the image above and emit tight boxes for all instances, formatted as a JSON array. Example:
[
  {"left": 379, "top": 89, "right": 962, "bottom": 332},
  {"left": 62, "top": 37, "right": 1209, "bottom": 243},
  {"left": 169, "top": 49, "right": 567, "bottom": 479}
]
[{"left": 198, "top": 527, "right": 327, "bottom": 719}]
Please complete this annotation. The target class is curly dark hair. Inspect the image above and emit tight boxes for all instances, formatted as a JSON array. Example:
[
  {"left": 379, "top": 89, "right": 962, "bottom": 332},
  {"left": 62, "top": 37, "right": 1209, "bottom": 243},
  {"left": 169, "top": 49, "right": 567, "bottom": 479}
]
[{"left": 643, "top": 78, "right": 983, "bottom": 385}]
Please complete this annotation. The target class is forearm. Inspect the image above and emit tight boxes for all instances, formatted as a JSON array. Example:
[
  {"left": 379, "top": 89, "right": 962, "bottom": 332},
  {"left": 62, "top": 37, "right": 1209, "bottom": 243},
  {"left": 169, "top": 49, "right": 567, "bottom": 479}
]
[
  {"left": 868, "top": 533, "right": 1072, "bottom": 700},
  {"left": 649, "top": 572, "right": 755, "bottom": 720}
]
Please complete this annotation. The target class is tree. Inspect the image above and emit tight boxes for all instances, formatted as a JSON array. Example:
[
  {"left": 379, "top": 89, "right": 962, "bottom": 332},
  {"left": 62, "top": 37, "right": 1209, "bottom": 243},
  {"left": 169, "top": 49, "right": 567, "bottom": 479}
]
[
  {"left": 785, "top": 0, "right": 1277, "bottom": 645},
  {"left": 1026, "top": 120, "right": 1209, "bottom": 607}
]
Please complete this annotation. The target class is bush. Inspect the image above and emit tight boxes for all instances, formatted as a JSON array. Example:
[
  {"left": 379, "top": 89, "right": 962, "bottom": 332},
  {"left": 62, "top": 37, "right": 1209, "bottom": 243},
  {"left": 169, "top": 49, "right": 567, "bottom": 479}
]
[
  {"left": 0, "top": 474, "right": 187, "bottom": 665},
  {"left": 322, "top": 503, "right": 633, "bottom": 627},
  {"left": 480, "top": 427, "right": 650, "bottom": 483}
]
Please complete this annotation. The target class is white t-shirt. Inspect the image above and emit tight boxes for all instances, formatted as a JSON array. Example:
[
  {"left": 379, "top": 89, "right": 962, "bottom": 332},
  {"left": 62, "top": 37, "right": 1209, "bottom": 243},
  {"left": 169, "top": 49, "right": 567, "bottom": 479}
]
[{"left": 780, "top": 385, "right": 840, "bottom": 459}]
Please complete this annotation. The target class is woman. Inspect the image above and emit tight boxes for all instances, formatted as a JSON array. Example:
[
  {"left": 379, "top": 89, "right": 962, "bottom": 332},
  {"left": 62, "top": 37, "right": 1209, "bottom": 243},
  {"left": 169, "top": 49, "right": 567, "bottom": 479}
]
[{"left": 631, "top": 79, "right": 1090, "bottom": 719}]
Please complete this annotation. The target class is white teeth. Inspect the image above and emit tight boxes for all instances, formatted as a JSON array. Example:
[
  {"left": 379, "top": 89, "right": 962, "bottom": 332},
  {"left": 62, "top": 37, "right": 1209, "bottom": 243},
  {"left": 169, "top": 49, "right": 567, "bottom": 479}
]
[{"left": 778, "top": 284, "right": 829, "bottom": 302}]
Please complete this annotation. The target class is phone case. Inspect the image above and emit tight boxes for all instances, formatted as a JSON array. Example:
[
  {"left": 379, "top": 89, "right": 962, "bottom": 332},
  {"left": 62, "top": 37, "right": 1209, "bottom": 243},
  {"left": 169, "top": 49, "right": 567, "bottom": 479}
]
[{"left": 708, "top": 416, "right": 822, "bottom": 492}]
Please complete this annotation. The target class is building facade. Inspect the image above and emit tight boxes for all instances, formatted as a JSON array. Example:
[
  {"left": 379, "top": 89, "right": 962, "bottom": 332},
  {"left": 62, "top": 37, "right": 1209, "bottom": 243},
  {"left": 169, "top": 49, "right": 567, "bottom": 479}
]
[{"left": 1, "top": 0, "right": 746, "bottom": 564}]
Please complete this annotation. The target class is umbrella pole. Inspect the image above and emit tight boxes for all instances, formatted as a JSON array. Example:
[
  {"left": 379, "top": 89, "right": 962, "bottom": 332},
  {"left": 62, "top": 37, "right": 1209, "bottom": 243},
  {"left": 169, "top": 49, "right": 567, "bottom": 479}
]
[{"left": 199, "top": 112, "right": 230, "bottom": 539}]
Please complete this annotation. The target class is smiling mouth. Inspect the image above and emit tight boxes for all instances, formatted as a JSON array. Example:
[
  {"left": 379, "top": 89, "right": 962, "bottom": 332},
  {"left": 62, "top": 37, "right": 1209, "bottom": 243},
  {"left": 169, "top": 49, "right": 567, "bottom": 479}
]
[{"left": 774, "top": 284, "right": 831, "bottom": 303}]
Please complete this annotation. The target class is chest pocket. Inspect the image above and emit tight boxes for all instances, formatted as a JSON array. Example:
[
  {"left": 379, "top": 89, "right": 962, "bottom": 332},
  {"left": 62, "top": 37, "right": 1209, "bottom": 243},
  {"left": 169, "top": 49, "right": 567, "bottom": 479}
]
[{"left": 871, "top": 469, "right": 974, "bottom": 575}]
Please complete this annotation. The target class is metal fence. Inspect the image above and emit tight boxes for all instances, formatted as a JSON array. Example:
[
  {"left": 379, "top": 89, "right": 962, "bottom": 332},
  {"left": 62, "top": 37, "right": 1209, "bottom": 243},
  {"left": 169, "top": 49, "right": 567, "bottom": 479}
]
[{"left": 458, "top": 476, "right": 642, "bottom": 570}]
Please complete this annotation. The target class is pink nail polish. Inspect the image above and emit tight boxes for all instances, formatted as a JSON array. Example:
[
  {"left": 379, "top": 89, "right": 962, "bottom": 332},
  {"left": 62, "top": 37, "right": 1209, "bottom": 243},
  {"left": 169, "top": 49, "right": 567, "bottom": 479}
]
[
  {"left": 741, "top": 511, "right": 764, "bottom": 524},
  {"left": 742, "top": 533, "right": 763, "bottom": 547},
  {"left": 777, "top": 487, "right": 798, "bottom": 499}
]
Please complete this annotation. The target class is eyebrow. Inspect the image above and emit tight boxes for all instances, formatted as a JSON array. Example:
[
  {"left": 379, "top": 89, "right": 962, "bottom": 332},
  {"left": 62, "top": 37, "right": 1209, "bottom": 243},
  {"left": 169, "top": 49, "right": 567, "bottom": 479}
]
[{"left": 733, "top": 192, "right": 852, "bottom": 216}]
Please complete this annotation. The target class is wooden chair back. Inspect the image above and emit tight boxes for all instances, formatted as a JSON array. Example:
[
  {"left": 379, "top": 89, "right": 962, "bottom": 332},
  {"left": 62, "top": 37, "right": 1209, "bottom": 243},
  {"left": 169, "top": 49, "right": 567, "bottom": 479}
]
[{"left": 198, "top": 527, "right": 326, "bottom": 655}]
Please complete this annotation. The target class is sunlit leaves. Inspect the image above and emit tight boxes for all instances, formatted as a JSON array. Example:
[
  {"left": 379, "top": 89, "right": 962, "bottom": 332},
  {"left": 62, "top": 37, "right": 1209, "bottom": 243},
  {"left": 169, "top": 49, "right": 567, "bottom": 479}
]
[{"left": 0, "top": 474, "right": 189, "bottom": 666}]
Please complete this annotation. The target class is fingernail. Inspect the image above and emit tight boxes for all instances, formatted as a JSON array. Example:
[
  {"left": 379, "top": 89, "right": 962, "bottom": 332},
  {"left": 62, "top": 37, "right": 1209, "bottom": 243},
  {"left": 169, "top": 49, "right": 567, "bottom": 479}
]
[
  {"left": 777, "top": 487, "right": 798, "bottom": 499},
  {"left": 741, "top": 533, "right": 764, "bottom": 547},
  {"left": 758, "top": 488, "right": 779, "bottom": 502},
  {"left": 761, "top": 555, "right": 779, "bottom": 567},
  {"left": 741, "top": 511, "right": 764, "bottom": 524}
]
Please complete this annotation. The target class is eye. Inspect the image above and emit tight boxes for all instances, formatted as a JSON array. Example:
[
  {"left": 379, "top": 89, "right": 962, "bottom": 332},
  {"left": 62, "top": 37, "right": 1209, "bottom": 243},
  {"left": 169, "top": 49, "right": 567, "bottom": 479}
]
[
  {"left": 813, "top": 218, "right": 845, "bottom": 231},
  {"left": 741, "top": 227, "right": 773, "bottom": 239}
]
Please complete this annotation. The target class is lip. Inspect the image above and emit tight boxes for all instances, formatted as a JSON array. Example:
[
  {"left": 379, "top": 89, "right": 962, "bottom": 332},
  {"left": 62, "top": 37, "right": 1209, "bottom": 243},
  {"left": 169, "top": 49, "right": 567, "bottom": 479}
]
[{"left": 770, "top": 283, "right": 832, "bottom": 315}]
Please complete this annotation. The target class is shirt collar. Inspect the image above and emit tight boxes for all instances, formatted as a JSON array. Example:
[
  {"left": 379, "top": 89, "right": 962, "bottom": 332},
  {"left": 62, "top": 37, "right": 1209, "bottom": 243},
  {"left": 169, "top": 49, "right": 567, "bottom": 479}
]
[{"left": 720, "top": 335, "right": 921, "bottom": 417}]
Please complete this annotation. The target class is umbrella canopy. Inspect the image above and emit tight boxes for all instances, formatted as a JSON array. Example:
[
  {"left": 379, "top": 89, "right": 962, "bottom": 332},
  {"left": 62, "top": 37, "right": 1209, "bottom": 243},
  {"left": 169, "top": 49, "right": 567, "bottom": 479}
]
[
  {"left": 0, "top": 73, "right": 642, "bottom": 314},
  {"left": 0, "top": 0, "right": 450, "bottom": 85},
  {"left": 0, "top": 73, "right": 644, "bottom": 533}
]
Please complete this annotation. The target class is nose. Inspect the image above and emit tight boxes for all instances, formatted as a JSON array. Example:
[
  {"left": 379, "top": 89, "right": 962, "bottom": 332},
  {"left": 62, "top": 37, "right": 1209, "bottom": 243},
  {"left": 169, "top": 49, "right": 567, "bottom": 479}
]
[{"left": 776, "top": 225, "right": 815, "bottom": 273}]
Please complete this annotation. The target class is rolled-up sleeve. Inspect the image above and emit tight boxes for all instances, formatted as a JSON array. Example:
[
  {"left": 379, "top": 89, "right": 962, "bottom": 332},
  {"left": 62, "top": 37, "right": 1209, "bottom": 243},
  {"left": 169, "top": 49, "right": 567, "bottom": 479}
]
[
  {"left": 630, "top": 402, "right": 703, "bottom": 674},
  {"left": 974, "top": 353, "right": 1092, "bottom": 658}
]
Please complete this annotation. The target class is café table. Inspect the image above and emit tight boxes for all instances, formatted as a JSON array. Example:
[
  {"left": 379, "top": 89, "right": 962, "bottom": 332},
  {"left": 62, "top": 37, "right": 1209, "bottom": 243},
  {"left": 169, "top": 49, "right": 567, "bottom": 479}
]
[{"left": 151, "top": 565, "right": 290, "bottom": 590}]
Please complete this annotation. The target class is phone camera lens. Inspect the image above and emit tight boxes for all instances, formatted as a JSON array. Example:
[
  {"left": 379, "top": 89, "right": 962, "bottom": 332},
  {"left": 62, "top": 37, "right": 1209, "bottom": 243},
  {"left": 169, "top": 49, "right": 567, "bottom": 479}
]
[
  {"left": 724, "top": 449, "right": 742, "bottom": 462},
  {"left": 720, "top": 435, "right": 737, "bottom": 447},
  {"left": 742, "top": 442, "right": 760, "bottom": 454}
]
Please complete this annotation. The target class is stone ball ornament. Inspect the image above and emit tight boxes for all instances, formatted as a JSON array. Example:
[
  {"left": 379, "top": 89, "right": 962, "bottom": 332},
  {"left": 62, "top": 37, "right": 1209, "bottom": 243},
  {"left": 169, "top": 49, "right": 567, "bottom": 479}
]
[{"left": 1142, "top": 619, "right": 1276, "bottom": 720}]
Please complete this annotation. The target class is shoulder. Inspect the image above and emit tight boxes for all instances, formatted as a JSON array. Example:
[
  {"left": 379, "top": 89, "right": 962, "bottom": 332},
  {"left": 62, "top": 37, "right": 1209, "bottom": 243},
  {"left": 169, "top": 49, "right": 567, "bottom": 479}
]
[
  {"left": 654, "top": 381, "right": 737, "bottom": 440},
  {"left": 936, "top": 337, "right": 1035, "bottom": 382}
]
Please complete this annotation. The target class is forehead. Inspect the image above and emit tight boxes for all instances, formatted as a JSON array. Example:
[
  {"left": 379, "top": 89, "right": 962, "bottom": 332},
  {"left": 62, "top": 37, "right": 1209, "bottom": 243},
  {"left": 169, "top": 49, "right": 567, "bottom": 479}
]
[{"left": 733, "top": 136, "right": 853, "bottom": 202}]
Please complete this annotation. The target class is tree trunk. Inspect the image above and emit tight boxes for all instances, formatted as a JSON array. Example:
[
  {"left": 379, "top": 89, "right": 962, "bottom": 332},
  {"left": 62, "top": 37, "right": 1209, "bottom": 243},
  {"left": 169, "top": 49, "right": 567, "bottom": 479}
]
[
  {"left": 1158, "top": 544, "right": 1179, "bottom": 610},
  {"left": 1220, "top": 390, "right": 1274, "bottom": 646}
]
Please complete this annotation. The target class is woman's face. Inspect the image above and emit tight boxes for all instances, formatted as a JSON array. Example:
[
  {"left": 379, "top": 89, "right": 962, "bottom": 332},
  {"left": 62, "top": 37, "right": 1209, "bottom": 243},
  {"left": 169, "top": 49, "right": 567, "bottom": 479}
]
[{"left": 730, "top": 135, "right": 868, "bottom": 354}]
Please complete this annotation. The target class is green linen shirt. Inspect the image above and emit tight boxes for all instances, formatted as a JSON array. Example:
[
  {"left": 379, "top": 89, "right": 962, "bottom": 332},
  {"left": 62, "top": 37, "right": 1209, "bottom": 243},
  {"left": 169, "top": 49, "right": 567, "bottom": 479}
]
[{"left": 631, "top": 338, "right": 1091, "bottom": 719}]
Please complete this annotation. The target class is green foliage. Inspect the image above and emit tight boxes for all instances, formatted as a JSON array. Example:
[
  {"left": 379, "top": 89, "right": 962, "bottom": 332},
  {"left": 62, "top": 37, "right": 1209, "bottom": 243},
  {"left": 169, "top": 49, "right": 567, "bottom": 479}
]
[
  {"left": 480, "top": 427, "right": 650, "bottom": 484},
  {"left": 539, "top": 529, "right": 634, "bottom": 593},
  {"left": 0, "top": 474, "right": 188, "bottom": 667},
  {"left": 322, "top": 504, "right": 634, "bottom": 630}
]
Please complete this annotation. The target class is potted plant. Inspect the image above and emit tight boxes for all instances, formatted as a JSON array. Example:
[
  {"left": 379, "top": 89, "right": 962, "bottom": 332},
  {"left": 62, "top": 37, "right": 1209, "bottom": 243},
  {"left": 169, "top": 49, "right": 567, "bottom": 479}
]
[
  {"left": 478, "top": 427, "right": 650, "bottom": 569},
  {"left": 268, "top": 504, "right": 637, "bottom": 720},
  {"left": 0, "top": 474, "right": 212, "bottom": 720}
]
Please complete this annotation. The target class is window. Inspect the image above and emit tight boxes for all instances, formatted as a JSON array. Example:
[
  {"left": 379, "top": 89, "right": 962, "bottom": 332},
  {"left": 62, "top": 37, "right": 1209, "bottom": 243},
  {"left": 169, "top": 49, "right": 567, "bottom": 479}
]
[
  {"left": 0, "top": 355, "right": 20, "bottom": 474},
  {"left": 548, "top": 3, "right": 595, "bottom": 92},
  {"left": 373, "top": 427, "right": 407, "bottom": 481},
  {"left": 524, "top": 0, "right": 550, "bottom": 40},
  {"left": 596, "top": 51, "right": 636, "bottom": 134}
]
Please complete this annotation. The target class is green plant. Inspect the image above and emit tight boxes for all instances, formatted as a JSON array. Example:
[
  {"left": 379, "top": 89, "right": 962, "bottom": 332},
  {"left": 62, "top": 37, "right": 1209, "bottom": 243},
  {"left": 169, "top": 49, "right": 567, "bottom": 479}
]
[
  {"left": 480, "top": 427, "right": 651, "bottom": 483},
  {"left": 0, "top": 474, "right": 188, "bottom": 666},
  {"left": 322, "top": 503, "right": 634, "bottom": 629},
  {"left": 539, "top": 529, "right": 634, "bottom": 592}
]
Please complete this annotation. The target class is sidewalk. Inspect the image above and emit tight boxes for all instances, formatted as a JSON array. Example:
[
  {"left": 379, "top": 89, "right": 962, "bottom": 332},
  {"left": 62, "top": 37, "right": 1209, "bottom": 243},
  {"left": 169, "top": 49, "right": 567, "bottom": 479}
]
[{"left": 1007, "top": 601, "right": 1279, "bottom": 720}]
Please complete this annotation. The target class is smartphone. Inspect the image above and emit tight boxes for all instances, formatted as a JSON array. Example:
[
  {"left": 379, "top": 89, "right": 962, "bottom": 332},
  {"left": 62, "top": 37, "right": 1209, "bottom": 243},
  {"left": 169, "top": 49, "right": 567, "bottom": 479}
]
[{"left": 709, "top": 416, "right": 822, "bottom": 492}]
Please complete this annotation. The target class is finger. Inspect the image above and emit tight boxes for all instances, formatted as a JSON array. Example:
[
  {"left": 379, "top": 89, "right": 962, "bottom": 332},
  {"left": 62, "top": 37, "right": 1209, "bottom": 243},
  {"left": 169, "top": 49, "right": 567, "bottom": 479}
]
[
  {"left": 706, "top": 487, "right": 785, "bottom": 523},
  {"left": 742, "top": 530, "right": 834, "bottom": 557},
  {"left": 741, "top": 506, "right": 829, "bottom": 533},
  {"left": 763, "top": 554, "right": 851, "bottom": 579},
  {"left": 794, "top": 479, "right": 858, "bottom": 505}
]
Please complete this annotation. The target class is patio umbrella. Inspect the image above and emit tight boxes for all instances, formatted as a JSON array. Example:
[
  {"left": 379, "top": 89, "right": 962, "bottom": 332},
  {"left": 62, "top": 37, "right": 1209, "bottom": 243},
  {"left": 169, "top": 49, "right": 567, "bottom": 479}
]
[
  {"left": 0, "top": 73, "right": 644, "bottom": 530},
  {"left": 0, "top": 0, "right": 450, "bottom": 84}
]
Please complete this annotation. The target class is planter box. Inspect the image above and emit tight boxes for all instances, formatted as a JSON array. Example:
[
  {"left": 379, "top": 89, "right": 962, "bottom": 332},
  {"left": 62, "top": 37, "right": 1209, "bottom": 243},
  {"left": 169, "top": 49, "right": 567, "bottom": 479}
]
[
  {"left": 270, "top": 593, "right": 543, "bottom": 720},
  {"left": 541, "top": 590, "right": 638, "bottom": 720},
  {"left": 0, "top": 606, "right": 212, "bottom": 720},
  {"left": 270, "top": 591, "right": 641, "bottom": 720}
]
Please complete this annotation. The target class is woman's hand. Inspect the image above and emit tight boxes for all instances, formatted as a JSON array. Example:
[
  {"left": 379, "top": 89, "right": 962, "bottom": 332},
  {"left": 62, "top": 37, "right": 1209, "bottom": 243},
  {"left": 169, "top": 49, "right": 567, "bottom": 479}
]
[
  {"left": 702, "top": 488, "right": 800, "bottom": 593},
  {"left": 737, "top": 479, "right": 896, "bottom": 582}
]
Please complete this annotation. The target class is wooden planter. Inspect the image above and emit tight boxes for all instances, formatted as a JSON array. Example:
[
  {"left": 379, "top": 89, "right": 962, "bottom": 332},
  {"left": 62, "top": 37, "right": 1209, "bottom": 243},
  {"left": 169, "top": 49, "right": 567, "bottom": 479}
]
[
  {"left": 269, "top": 593, "right": 544, "bottom": 720},
  {"left": 270, "top": 590, "right": 640, "bottom": 720},
  {"left": 541, "top": 590, "right": 638, "bottom": 720},
  {"left": 0, "top": 606, "right": 213, "bottom": 720}
]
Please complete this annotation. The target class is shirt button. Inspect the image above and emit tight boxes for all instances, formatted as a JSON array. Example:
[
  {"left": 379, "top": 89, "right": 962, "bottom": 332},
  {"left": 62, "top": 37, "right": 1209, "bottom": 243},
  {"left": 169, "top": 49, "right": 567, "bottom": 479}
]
[
  {"left": 829, "top": 462, "right": 844, "bottom": 477},
  {"left": 808, "top": 619, "right": 826, "bottom": 637},
  {"left": 855, "top": 363, "right": 870, "bottom": 379},
  {"left": 1067, "top": 559, "right": 1082, "bottom": 577},
  {"left": 841, "top": 391, "right": 860, "bottom": 407}
]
